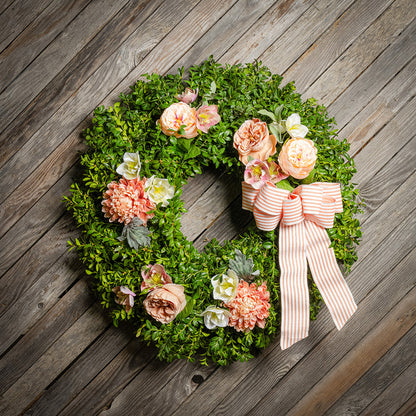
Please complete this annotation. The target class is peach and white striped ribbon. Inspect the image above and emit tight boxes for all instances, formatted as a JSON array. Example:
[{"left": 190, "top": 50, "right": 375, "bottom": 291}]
[{"left": 242, "top": 181, "right": 357, "bottom": 349}]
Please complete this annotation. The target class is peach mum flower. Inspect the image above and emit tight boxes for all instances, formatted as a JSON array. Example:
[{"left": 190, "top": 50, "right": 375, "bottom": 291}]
[
  {"left": 224, "top": 280, "right": 270, "bottom": 332},
  {"left": 102, "top": 177, "right": 155, "bottom": 225}
]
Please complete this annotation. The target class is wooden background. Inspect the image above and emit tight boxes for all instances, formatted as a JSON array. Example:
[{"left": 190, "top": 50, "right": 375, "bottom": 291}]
[{"left": 0, "top": 0, "right": 415, "bottom": 415}]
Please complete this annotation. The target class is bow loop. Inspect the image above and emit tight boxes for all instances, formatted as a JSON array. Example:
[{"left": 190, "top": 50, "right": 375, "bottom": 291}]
[
  {"left": 242, "top": 181, "right": 343, "bottom": 231},
  {"left": 282, "top": 194, "right": 304, "bottom": 225}
]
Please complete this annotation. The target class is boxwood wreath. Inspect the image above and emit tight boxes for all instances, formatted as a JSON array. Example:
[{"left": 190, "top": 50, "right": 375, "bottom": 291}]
[{"left": 65, "top": 58, "right": 362, "bottom": 366}]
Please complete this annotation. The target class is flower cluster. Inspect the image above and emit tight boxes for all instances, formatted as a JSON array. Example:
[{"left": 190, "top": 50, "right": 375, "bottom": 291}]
[
  {"left": 233, "top": 112, "right": 317, "bottom": 181},
  {"left": 113, "top": 264, "right": 186, "bottom": 324},
  {"left": 158, "top": 88, "right": 220, "bottom": 139},
  {"left": 202, "top": 254, "right": 271, "bottom": 332}
]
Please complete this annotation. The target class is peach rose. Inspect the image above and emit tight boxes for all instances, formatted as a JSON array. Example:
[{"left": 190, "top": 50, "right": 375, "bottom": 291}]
[
  {"left": 278, "top": 138, "right": 317, "bottom": 179},
  {"left": 143, "top": 283, "right": 186, "bottom": 324},
  {"left": 159, "top": 102, "right": 198, "bottom": 139},
  {"left": 233, "top": 119, "right": 277, "bottom": 165}
]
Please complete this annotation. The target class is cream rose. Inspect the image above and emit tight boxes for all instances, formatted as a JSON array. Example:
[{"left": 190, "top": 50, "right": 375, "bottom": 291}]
[
  {"left": 233, "top": 118, "right": 277, "bottom": 165},
  {"left": 159, "top": 102, "right": 198, "bottom": 139},
  {"left": 143, "top": 283, "right": 186, "bottom": 324},
  {"left": 278, "top": 138, "right": 317, "bottom": 179}
]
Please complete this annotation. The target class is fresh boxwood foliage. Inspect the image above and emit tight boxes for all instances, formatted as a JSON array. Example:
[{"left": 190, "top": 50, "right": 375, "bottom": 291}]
[{"left": 65, "top": 58, "right": 362, "bottom": 365}]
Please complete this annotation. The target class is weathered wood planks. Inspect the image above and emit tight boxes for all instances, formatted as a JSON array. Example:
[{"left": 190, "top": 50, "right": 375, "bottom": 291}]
[{"left": 0, "top": 0, "right": 414, "bottom": 415}]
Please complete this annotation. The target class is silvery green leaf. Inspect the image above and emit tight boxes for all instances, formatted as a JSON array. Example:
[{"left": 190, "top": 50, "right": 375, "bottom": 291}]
[
  {"left": 229, "top": 249, "right": 260, "bottom": 282},
  {"left": 258, "top": 109, "right": 277, "bottom": 122},
  {"left": 269, "top": 123, "right": 284, "bottom": 144},
  {"left": 274, "top": 104, "right": 284, "bottom": 120},
  {"left": 118, "top": 218, "right": 151, "bottom": 250}
]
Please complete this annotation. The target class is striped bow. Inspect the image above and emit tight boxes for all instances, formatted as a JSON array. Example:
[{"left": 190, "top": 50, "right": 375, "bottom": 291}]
[{"left": 242, "top": 181, "right": 357, "bottom": 349}]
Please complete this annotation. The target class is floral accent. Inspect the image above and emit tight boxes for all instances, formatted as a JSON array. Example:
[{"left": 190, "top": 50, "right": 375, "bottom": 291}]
[
  {"left": 196, "top": 105, "right": 221, "bottom": 133},
  {"left": 176, "top": 87, "right": 198, "bottom": 104},
  {"left": 201, "top": 306, "right": 231, "bottom": 329},
  {"left": 244, "top": 159, "right": 288, "bottom": 189},
  {"left": 102, "top": 177, "right": 155, "bottom": 225},
  {"left": 278, "top": 138, "right": 317, "bottom": 179},
  {"left": 233, "top": 118, "right": 277, "bottom": 165},
  {"left": 284, "top": 113, "right": 309, "bottom": 138},
  {"left": 112, "top": 286, "right": 136, "bottom": 313},
  {"left": 116, "top": 152, "right": 141, "bottom": 180},
  {"left": 143, "top": 283, "right": 187, "bottom": 324},
  {"left": 159, "top": 102, "right": 198, "bottom": 139},
  {"left": 145, "top": 175, "right": 175, "bottom": 207},
  {"left": 141, "top": 264, "right": 173, "bottom": 292},
  {"left": 224, "top": 281, "right": 270, "bottom": 332},
  {"left": 211, "top": 269, "right": 239, "bottom": 302}
]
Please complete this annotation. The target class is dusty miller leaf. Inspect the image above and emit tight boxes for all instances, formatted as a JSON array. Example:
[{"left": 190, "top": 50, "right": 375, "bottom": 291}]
[
  {"left": 118, "top": 218, "right": 151, "bottom": 250},
  {"left": 229, "top": 249, "right": 260, "bottom": 282}
]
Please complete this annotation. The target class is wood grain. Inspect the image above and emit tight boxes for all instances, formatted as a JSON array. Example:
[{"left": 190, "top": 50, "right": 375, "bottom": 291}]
[
  {"left": 0, "top": 250, "right": 82, "bottom": 356},
  {"left": 220, "top": 0, "right": 315, "bottom": 65},
  {"left": 22, "top": 325, "right": 134, "bottom": 416},
  {"left": 0, "top": 0, "right": 162, "bottom": 169},
  {"left": 0, "top": 0, "right": 129, "bottom": 134},
  {"left": 342, "top": 56, "right": 416, "bottom": 157},
  {"left": 0, "top": 304, "right": 109, "bottom": 416},
  {"left": 246, "top": 246, "right": 416, "bottom": 416},
  {"left": 325, "top": 326, "right": 416, "bottom": 415},
  {"left": 328, "top": 19, "right": 416, "bottom": 129},
  {"left": 170, "top": 0, "right": 277, "bottom": 73},
  {"left": 0, "top": 0, "right": 201, "bottom": 201},
  {"left": 0, "top": 278, "right": 94, "bottom": 395},
  {"left": 0, "top": 164, "right": 78, "bottom": 276},
  {"left": 303, "top": 0, "right": 414, "bottom": 104},
  {"left": 0, "top": 0, "right": 52, "bottom": 52},
  {"left": 0, "top": 1, "right": 414, "bottom": 414},
  {"left": 359, "top": 361, "right": 416, "bottom": 416},
  {"left": 0, "top": 0, "right": 88, "bottom": 92},
  {"left": 283, "top": 0, "right": 393, "bottom": 94},
  {"left": 259, "top": 0, "right": 355, "bottom": 75},
  {"left": 0, "top": 215, "right": 77, "bottom": 316}
]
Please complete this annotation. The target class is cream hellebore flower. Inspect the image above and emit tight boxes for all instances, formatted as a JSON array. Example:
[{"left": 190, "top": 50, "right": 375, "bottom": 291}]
[
  {"left": 201, "top": 306, "right": 231, "bottom": 329},
  {"left": 116, "top": 152, "right": 141, "bottom": 179},
  {"left": 284, "top": 113, "right": 309, "bottom": 138},
  {"left": 211, "top": 269, "right": 239, "bottom": 302},
  {"left": 145, "top": 176, "right": 175, "bottom": 207}
]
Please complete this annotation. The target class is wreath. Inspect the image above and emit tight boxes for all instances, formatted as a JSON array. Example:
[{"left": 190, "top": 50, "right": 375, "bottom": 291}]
[{"left": 66, "top": 58, "right": 362, "bottom": 366}]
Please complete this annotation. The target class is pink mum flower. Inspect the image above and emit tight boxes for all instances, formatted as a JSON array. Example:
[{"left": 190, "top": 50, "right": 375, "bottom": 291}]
[
  {"left": 196, "top": 105, "right": 221, "bottom": 133},
  {"left": 112, "top": 286, "right": 136, "bottom": 313},
  {"left": 224, "top": 281, "right": 270, "bottom": 332},
  {"left": 102, "top": 177, "right": 155, "bottom": 225}
]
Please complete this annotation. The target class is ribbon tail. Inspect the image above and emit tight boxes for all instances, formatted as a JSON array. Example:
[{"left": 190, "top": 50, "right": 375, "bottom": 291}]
[
  {"left": 279, "top": 222, "right": 309, "bottom": 350},
  {"left": 304, "top": 220, "right": 357, "bottom": 330}
]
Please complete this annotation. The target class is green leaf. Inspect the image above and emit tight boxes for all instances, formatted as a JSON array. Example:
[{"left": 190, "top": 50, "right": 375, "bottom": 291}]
[
  {"left": 258, "top": 109, "right": 277, "bottom": 122},
  {"left": 274, "top": 104, "right": 284, "bottom": 120},
  {"left": 176, "top": 296, "right": 195, "bottom": 321},
  {"left": 275, "top": 179, "right": 295, "bottom": 192},
  {"left": 184, "top": 144, "right": 201, "bottom": 160},
  {"left": 301, "top": 168, "right": 316, "bottom": 184},
  {"left": 178, "top": 138, "right": 191, "bottom": 152}
]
